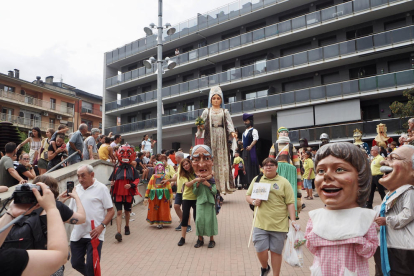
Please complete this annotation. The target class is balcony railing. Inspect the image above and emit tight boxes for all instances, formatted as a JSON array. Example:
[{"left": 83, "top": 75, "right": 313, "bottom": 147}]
[
  {"left": 0, "top": 113, "right": 74, "bottom": 133},
  {"left": 105, "top": 24, "right": 414, "bottom": 112},
  {"left": 106, "top": 0, "right": 291, "bottom": 65},
  {"left": 106, "top": 0, "right": 409, "bottom": 77},
  {"left": 81, "top": 107, "right": 102, "bottom": 117},
  {"left": 289, "top": 118, "right": 405, "bottom": 144},
  {"left": 105, "top": 68, "right": 414, "bottom": 135},
  {"left": 0, "top": 89, "right": 74, "bottom": 116}
]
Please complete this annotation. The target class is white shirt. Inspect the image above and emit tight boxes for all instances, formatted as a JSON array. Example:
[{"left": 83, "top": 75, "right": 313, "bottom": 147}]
[
  {"left": 69, "top": 179, "right": 113, "bottom": 241},
  {"left": 243, "top": 128, "right": 259, "bottom": 141},
  {"left": 110, "top": 142, "right": 117, "bottom": 148},
  {"left": 141, "top": 140, "right": 152, "bottom": 152}
]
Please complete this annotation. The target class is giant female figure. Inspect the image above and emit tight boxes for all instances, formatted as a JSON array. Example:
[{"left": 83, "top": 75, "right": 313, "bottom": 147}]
[{"left": 196, "top": 86, "right": 237, "bottom": 194}]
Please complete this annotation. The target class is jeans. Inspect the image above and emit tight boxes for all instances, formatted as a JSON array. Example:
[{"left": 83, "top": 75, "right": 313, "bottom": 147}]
[{"left": 71, "top": 238, "right": 103, "bottom": 276}]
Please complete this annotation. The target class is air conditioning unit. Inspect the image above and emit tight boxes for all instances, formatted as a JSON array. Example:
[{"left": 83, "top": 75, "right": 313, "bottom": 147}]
[
  {"left": 42, "top": 112, "right": 48, "bottom": 116},
  {"left": 57, "top": 115, "right": 62, "bottom": 120}
]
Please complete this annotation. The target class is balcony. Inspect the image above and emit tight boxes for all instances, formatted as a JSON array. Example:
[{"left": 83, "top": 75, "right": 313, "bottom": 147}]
[
  {"left": 80, "top": 107, "right": 102, "bottom": 118},
  {"left": 0, "top": 113, "right": 74, "bottom": 133},
  {"left": 104, "top": 68, "right": 414, "bottom": 135},
  {"left": 106, "top": 0, "right": 319, "bottom": 67},
  {"left": 105, "top": 24, "right": 414, "bottom": 115},
  {"left": 0, "top": 89, "right": 74, "bottom": 117},
  {"left": 105, "top": 0, "right": 412, "bottom": 89},
  {"left": 289, "top": 118, "right": 405, "bottom": 145}
]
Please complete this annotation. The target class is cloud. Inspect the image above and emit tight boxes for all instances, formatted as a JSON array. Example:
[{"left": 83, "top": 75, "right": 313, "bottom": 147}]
[{"left": 0, "top": 0, "right": 230, "bottom": 96}]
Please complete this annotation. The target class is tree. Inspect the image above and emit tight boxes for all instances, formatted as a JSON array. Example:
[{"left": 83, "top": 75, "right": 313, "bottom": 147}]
[
  {"left": 389, "top": 88, "right": 414, "bottom": 131},
  {"left": 17, "top": 127, "right": 30, "bottom": 153}
]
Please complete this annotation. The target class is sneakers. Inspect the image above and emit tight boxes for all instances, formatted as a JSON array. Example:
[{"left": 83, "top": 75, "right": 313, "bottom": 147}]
[
  {"left": 125, "top": 226, "right": 130, "bottom": 235},
  {"left": 178, "top": 237, "right": 185, "bottom": 246},
  {"left": 186, "top": 225, "right": 192, "bottom": 233},
  {"left": 314, "top": 193, "right": 319, "bottom": 197},
  {"left": 115, "top": 232, "right": 122, "bottom": 242},
  {"left": 175, "top": 223, "right": 182, "bottom": 231},
  {"left": 260, "top": 264, "right": 271, "bottom": 276}
]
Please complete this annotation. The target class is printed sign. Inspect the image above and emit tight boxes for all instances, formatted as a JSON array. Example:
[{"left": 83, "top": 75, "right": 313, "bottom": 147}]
[{"left": 251, "top": 182, "right": 271, "bottom": 201}]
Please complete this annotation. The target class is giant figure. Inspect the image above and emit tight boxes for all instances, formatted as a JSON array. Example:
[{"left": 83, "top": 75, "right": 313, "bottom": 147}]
[{"left": 242, "top": 113, "right": 260, "bottom": 187}]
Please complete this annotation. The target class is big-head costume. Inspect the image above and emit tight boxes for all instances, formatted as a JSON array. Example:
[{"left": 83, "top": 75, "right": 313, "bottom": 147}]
[
  {"left": 353, "top": 128, "right": 370, "bottom": 154},
  {"left": 196, "top": 86, "right": 236, "bottom": 194},
  {"left": 109, "top": 145, "right": 141, "bottom": 205},
  {"left": 242, "top": 113, "right": 260, "bottom": 186},
  {"left": 372, "top": 123, "right": 393, "bottom": 148}
]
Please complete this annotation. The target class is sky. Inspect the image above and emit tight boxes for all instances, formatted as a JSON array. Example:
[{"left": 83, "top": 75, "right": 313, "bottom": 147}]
[{"left": 0, "top": 0, "right": 230, "bottom": 96}]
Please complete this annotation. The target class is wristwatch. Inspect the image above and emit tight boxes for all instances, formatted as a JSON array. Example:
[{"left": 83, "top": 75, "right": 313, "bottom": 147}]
[
  {"left": 101, "top": 223, "right": 106, "bottom": 229},
  {"left": 252, "top": 200, "right": 256, "bottom": 206}
]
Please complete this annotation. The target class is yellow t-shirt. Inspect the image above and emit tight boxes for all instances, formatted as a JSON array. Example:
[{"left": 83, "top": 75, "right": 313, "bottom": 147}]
[
  {"left": 246, "top": 174, "right": 294, "bottom": 232},
  {"left": 164, "top": 164, "right": 176, "bottom": 179},
  {"left": 371, "top": 155, "right": 385, "bottom": 175},
  {"left": 40, "top": 138, "right": 50, "bottom": 160},
  {"left": 233, "top": 156, "right": 244, "bottom": 169},
  {"left": 180, "top": 174, "right": 197, "bottom": 200},
  {"left": 303, "top": 158, "right": 315, "bottom": 179}
]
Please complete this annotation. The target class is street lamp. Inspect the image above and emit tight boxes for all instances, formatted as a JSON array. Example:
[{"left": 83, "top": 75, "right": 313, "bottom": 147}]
[{"left": 143, "top": 0, "right": 176, "bottom": 154}]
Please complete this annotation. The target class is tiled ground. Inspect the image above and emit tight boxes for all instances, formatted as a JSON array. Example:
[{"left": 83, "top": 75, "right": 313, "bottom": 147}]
[{"left": 65, "top": 190, "right": 382, "bottom": 276}]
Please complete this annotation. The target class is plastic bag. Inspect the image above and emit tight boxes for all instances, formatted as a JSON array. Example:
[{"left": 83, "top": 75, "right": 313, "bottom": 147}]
[{"left": 283, "top": 226, "right": 306, "bottom": 267}]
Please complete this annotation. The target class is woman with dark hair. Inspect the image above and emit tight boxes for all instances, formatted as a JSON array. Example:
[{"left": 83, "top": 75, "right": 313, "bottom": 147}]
[
  {"left": 98, "top": 137, "right": 116, "bottom": 163},
  {"left": 16, "top": 153, "right": 36, "bottom": 180},
  {"left": 17, "top": 127, "right": 42, "bottom": 165},
  {"left": 177, "top": 158, "right": 196, "bottom": 246},
  {"left": 305, "top": 142, "right": 378, "bottom": 276}
]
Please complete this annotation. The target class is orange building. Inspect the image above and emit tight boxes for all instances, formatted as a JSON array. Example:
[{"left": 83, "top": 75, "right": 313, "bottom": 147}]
[
  {"left": 73, "top": 89, "right": 102, "bottom": 131},
  {"left": 0, "top": 70, "right": 77, "bottom": 135}
]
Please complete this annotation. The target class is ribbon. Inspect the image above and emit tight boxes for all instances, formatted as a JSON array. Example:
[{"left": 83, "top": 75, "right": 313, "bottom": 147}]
[{"left": 380, "top": 191, "right": 396, "bottom": 276}]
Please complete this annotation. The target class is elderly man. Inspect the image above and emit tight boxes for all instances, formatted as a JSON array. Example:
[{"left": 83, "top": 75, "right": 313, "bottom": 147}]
[
  {"left": 366, "top": 146, "right": 386, "bottom": 209},
  {"left": 246, "top": 158, "right": 298, "bottom": 276},
  {"left": 405, "top": 118, "right": 414, "bottom": 145},
  {"left": 83, "top": 128, "right": 100, "bottom": 160},
  {"left": 70, "top": 165, "right": 114, "bottom": 276},
  {"left": 69, "top": 124, "right": 88, "bottom": 165},
  {"left": 373, "top": 145, "right": 414, "bottom": 276}
]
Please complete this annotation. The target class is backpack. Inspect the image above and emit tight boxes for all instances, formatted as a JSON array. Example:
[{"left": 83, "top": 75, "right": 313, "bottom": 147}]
[
  {"left": 249, "top": 174, "right": 263, "bottom": 211},
  {"left": 1, "top": 207, "right": 47, "bottom": 250}
]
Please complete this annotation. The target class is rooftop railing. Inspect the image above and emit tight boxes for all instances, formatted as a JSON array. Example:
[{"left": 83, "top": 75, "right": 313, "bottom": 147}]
[
  {"left": 105, "top": 0, "right": 408, "bottom": 67},
  {"left": 0, "top": 113, "right": 74, "bottom": 133},
  {"left": 105, "top": 24, "right": 414, "bottom": 112},
  {"left": 104, "top": 68, "right": 414, "bottom": 135},
  {"left": 0, "top": 89, "right": 74, "bottom": 116}
]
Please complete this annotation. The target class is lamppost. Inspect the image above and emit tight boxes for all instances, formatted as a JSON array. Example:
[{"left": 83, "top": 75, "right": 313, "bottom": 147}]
[{"left": 143, "top": 0, "right": 177, "bottom": 154}]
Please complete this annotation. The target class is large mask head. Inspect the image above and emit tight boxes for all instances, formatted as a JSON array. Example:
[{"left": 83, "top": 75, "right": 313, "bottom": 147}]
[
  {"left": 299, "top": 138, "right": 308, "bottom": 148},
  {"left": 353, "top": 128, "right": 363, "bottom": 140},
  {"left": 277, "top": 127, "right": 289, "bottom": 138},
  {"left": 116, "top": 145, "right": 136, "bottom": 164},
  {"left": 191, "top": 145, "right": 214, "bottom": 178},
  {"left": 208, "top": 86, "right": 225, "bottom": 109},
  {"left": 155, "top": 161, "right": 165, "bottom": 175},
  {"left": 320, "top": 133, "right": 330, "bottom": 145},
  {"left": 376, "top": 123, "right": 387, "bottom": 136}
]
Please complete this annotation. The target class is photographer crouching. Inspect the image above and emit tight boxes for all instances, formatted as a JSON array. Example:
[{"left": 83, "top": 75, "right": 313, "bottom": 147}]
[{"left": 0, "top": 182, "right": 68, "bottom": 276}]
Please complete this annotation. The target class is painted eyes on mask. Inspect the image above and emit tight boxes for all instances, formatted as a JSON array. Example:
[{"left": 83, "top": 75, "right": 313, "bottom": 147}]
[{"left": 317, "top": 167, "right": 345, "bottom": 174}]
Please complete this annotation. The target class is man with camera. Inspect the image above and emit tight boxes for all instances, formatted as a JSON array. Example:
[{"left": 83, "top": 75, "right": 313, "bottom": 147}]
[
  {"left": 47, "top": 134, "right": 68, "bottom": 171},
  {"left": 69, "top": 164, "right": 114, "bottom": 276},
  {"left": 0, "top": 182, "right": 68, "bottom": 276},
  {"left": 0, "top": 142, "right": 27, "bottom": 187}
]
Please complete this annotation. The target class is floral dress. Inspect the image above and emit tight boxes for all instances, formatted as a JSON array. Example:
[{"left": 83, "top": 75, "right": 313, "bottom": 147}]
[{"left": 197, "top": 108, "right": 235, "bottom": 194}]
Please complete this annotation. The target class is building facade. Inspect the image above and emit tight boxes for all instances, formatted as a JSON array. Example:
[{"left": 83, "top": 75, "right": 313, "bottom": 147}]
[
  {"left": 0, "top": 71, "right": 77, "bottom": 134},
  {"left": 103, "top": 0, "right": 414, "bottom": 154}
]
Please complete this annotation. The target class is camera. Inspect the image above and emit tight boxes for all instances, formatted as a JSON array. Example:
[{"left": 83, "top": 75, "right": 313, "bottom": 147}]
[{"left": 13, "top": 184, "right": 42, "bottom": 204}]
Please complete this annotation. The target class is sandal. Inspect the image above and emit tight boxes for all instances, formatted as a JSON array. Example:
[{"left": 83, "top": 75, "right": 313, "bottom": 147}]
[
  {"left": 194, "top": 238, "right": 204, "bottom": 248},
  {"left": 208, "top": 241, "right": 216, "bottom": 248},
  {"left": 309, "top": 197, "right": 314, "bottom": 200},
  {"left": 304, "top": 196, "right": 309, "bottom": 199}
]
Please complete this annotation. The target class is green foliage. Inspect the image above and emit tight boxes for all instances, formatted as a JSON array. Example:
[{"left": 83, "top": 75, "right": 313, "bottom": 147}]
[
  {"left": 389, "top": 88, "right": 414, "bottom": 131},
  {"left": 135, "top": 146, "right": 141, "bottom": 152},
  {"left": 17, "top": 128, "right": 30, "bottom": 153}
]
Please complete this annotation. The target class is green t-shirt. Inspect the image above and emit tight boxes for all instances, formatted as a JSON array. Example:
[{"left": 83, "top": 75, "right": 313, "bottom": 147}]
[
  {"left": 303, "top": 158, "right": 315, "bottom": 179},
  {"left": 0, "top": 156, "right": 19, "bottom": 187},
  {"left": 246, "top": 174, "right": 294, "bottom": 232}
]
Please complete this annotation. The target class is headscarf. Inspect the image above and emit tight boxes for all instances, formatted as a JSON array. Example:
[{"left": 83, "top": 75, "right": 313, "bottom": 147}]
[
  {"left": 207, "top": 86, "right": 225, "bottom": 109},
  {"left": 191, "top": 145, "right": 214, "bottom": 158}
]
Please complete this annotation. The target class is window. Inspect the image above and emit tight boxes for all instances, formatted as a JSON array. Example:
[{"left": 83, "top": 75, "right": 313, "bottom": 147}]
[
  {"left": 346, "top": 26, "right": 373, "bottom": 40},
  {"left": 316, "top": 0, "right": 334, "bottom": 10},
  {"left": 164, "top": 107, "right": 177, "bottom": 115},
  {"left": 388, "top": 58, "right": 410, "bottom": 72},
  {"left": 50, "top": 118, "right": 55, "bottom": 127},
  {"left": 81, "top": 119, "right": 93, "bottom": 131},
  {"left": 142, "top": 85, "right": 152, "bottom": 92},
  {"left": 50, "top": 98, "right": 56, "bottom": 110},
  {"left": 182, "top": 45, "right": 194, "bottom": 53},
  {"left": 200, "top": 67, "right": 216, "bottom": 77},
  {"left": 186, "top": 103, "right": 195, "bottom": 112},
  {"left": 128, "top": 89, "right": 137, "bottom": 97},
  {"left": 99, "top": 122, "right": 102, "bottom": 129},
  {"left": 246, "top": 21, "right": 266, "bottom": 32},
  {"left": 183, "top": 73, "right": 194, "bottom": 82},
  {"left": 100, "top": 105, "right": 102, "bottom": 111},
  {"left": 143, "top": 112, "right": 151, "bottom": 120},
  {"left": 279, "top": 8, "right": 308, "bottom": 22},
  {"left": 384, "top": 18, "right": 406, "bottom": 31},
  {"left": 225, "top": 95, "right": 237, "bottom": 104},
  {"left": 82, "top": 101, "right": 93, "bottom": 113},
  {"left": 245, "top": 89, "right": 268, "bottom": 100},
  {"left": 349, "top": 64, "right": 377, "bottom": 79},
  {"left": 222, "top": 62, "right": 235, "bottom": 71},
  {"left": 1, "top": 85, "right": 15, "bottom": 92},
  {"left": 221, "top": 30, "right": 240, "bottom": 40},
  {"left": 1, "top": 108, "right": 13, "bottom": 121},
  {"left": 128, "top": 115, "right": 137, "bottom": 123}
]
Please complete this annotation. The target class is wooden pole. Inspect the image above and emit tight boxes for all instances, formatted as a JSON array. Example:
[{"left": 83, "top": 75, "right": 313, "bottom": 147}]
[{"left": 248, "top": 206, "right": 259, "bottom": 248}]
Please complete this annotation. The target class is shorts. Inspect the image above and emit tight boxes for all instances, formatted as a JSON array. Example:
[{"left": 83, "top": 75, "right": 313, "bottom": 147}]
[
  {"left": 172, "top": 185, "right": 177, "bottom": 193},
  {"left": 38, "top": 158, "right": 48, "bottom": 169},
  {"left": 114, "top": 201, "right": 132, "bottom": 212},
  {"left": 304, "top": 179, "right": 313, "bottom": 189},
  {"left": 174, "top": 193, "right": 183, "bottom": 205},
  {"left": 252, "top": 227, "right": 287, "bottom": 254}
]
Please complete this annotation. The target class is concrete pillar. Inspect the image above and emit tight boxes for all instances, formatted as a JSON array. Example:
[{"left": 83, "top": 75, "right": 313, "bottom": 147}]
[
  {"left": 271, "top": 113, "right": 278, "bottom": 144},
  {"left": 192, "top": 127, "right": 197, "bottom": 147}
]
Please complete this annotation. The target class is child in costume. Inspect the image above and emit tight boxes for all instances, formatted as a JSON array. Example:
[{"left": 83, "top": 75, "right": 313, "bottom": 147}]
[
  {"left": 306, "top": 142, "right": 379, "bottom": 276},
  {"left": 109, "top": 144, "right": 141, "bottom": 242},
  {"left": 144, "top": 161, "right": 173, "bottom": 229}
]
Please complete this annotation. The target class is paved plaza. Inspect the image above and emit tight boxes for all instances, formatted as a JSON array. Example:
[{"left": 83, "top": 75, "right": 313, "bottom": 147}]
[{"left": 65, "top": 190, "right": 382, "bottom": 276}]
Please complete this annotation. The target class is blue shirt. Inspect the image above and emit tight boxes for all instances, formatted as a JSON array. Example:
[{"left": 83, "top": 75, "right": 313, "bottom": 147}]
[{"left": 69, "top": 131, "right": 84, "bottom": 155}]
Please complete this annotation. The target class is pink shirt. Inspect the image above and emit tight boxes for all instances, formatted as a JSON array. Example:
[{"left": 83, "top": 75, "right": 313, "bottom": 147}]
[{"left": 305, "top": 219, "right": 378, "bottom": 276}]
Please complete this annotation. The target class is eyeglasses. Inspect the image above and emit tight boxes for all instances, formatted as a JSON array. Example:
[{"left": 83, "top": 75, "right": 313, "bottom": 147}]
[
  {"left": 264, "top": 164, "right": 276, "bottom": 168},
  {"left": 23, "top": 158, "right": 30, "bottom": 161}
]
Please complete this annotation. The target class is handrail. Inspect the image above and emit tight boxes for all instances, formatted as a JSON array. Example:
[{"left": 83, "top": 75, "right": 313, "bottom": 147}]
[
  {"left": 105, "top": 24, "right": 414, "bottom": 111},
  {"left": 45, "top": 152, "right": 79, "bottom": 174}
]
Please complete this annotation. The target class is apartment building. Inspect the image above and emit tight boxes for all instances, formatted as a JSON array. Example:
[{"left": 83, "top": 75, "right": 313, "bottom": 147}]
[
  {"left": 0, "top": 71, "right": 77, "bottom": 134},
  {"left": 103, "top": 0, "right": 414, "bottom": 154}
]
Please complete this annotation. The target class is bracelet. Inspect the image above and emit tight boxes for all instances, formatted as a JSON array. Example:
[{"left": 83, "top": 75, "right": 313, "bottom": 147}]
[{"left": 6, "top": 212, "right": 15, "bottom": 219}]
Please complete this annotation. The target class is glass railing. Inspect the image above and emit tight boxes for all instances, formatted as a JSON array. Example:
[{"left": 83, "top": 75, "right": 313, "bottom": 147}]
[
  {"left": 105, "top": 68, "right": 414, "bottom": 135},
  {"left": 288, "top": 117, "right": 404, "bottom": 144},
  {"left": 81, "top": 107, "right": 103, "bottom": 116},
  {"left": 106, "top": 0, "right": 288, "bottom": 65},
  {"left": 0, "top": 89, "right": 74, "bottom": 116},
  {"left": 105, "top": 24, "right": 414, "bottom": 112},
  {"left": 105, "top": 0, "right": 407, "bottom": 66}
]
